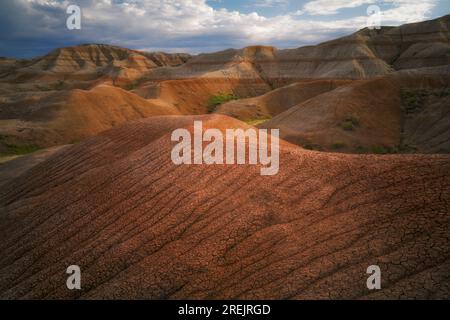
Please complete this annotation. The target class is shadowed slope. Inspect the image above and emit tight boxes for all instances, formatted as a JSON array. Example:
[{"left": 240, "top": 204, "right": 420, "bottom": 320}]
[
  {"left": 215, "top": 80, "right": 352, "bottom": 121},
  {"left": 260, "top": 67, "right": 450, "bottom": 153},
  {"left": 0, "top": 145, "right": 70, "bottom": 187},
  {"left": 0, "top": 84, "right": 181, "bottom": 151},
  {"left": 0, "top": 115, "right": 449, "bottom": 299},
  {"left": 143, "top": 15, "right": 450, "bottom": 83}
]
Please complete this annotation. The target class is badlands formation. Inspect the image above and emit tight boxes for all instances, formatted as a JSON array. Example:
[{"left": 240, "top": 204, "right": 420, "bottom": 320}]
[
  {"left": 0, "top": 15, "right": 449, "bottom": 299},
  {"left": 0, "top": 15, "right": 449, "bottom": 153},
  {"left": 0, "top": 115, "right": 449, "bottom": 299}
]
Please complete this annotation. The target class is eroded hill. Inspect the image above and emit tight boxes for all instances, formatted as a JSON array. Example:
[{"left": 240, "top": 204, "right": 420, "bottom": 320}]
[
  {"left": 260, "top": 66, "right": 450, "bottom": 154},
  {"left": 0, "top": 15, "right": 449, "bottom": 157},
  {"left": 0, "top": 115, "right": 449, "bottom": 299}
]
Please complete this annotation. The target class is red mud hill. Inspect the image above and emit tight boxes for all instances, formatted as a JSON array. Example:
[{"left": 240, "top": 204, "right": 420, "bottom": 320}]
[
  {"left": 138, "top": 77, "right": 271, "bottom": 115},
  {"left": 215, "top": 79, "right": 352, "bottom": 121},
  {"left": 0, "top": 115, "right": 449, "bottom": 299},
  {"left": 0, "top": 84, "right": 180, "bottom": 151},
  {"left": 260, "top": 66, "right": 450, "bottom": 154}
]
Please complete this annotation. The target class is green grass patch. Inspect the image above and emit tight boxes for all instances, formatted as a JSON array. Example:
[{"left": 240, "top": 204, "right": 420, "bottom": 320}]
[
  {"left": 207, "top": 92, "right": 239, "bottom": 113},
  {"left": 123, "top": 80, "right": 141, "bottom": 91},
  {"left": 371, "top": 146, "right": 399, "bottom": 154},
  {"left": 244, "top": 117, "right": 272, "bottom": 126},
  {"left": 36, "top": 85, "right": 52, "bottom": 91},
  {"left": 302, "top": 143, "right": 323, "bottom": 151},
  {"left": 331, "top": 141, "right": 346, "bottom": 150},
  {"left": 70, "top": 139, "right": 82, "bottom": 145},
  {"left": 1, "top": 144, "right": 41, "bottom": 156},
  {"left": 401, "top": 88, "right": 450, "bottom": 114},
  {"left": 354, "top": 145, "right": 368, "bottom": 154},
  {"left": 340, "top": 115, "right": 360, "bottom": 131},
  {"left": 400, "top": 88, "right": 431, "bottom": 114}
]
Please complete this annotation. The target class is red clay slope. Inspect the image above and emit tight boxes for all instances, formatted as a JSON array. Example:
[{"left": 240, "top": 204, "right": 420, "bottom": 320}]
[{"left": 0, "top": 115, "right": 449, "bottom": 299}]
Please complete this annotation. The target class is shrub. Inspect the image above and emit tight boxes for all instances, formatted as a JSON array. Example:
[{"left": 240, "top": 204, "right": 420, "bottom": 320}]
[
  {"left": 244, "top": 117, "right": 272, "bottom": 126},
  {"left": 400, "top": 88, "right": 430, "bottom": 114},
  {"left": 355, "top": 145, "right": 368, "bottom": 153},
  {"left": 372, "top": 146, "right": 388, "bottom": 154},
  {"left": 3, "top": 144, "right": 41, "bottom": 156},
  {"left": 340, "top": 115, "right": 360, "bottom": 131},
  {"left": 331, "top": 141, "right": 346, "bottom": 150},
  {"left": 341, "top": 121, "right": 355, "bottom": 131},
  {"left": 371, "top": 146, "right": 398, "bottom": 154},
  {"left": 36, "top": 85, "right": 52, "bottom": 91},
  {"left": 207, "top": 92, "right": 239, "bottom": 113},
  {"left": 303, "top": 143, "right": 323, "bottom": 151},
  {"left": 55, "top": 80, "right": 65, "bottom": 90}
]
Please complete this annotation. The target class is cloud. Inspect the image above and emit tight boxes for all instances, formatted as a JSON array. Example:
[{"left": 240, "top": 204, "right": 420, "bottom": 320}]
[
  {"left": 303, "top": 0, "right": 376, "bottom": 15},
  {"left": 254, "top": 0, "right": 290, "bottom": 7},
  {"left": 302, "top": 0, "right": 439, "bottom": 21},
  {"left": 381, "top": 0, "right": 439, "bottom": 23},
  {"left": 0, "top": 0, "right": 442, "bottom": 58}
]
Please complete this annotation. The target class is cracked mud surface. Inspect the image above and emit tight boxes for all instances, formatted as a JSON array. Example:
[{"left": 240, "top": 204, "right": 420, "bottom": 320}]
[{"left": 0, "top": 115, "right": 449, "bottom": 299}]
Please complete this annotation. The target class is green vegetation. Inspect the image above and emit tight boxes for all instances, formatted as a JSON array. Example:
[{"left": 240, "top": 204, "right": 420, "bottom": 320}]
[
  {"left": 35, "top": 80, "right": 66, "bottom": 91},
  {"left": 371, "top": 146, "right": 399, "bottom": 154},
  {"left": 269, "top": 82, "right": 278, "bottom": 90},
  {"left": 207, "top": 92, "right": 239, "bottom": 113},
  {"left": 331, "top": 141, "right": 346, "bottom": 150},
  {"left": 123, "top": 80, "right": 141, "bottom": 91},
  {"left": 70, "top": 139, "right": 82, "bottom": 145},
  {"left": 36, "top": 85, "right": 52, "bottom": 91},
  {"left": 371, "top": 146, "right": 388, "bottom": 154},
  {"left": 353, "top": 145, "right": 400, "bottom": 154},
  {"left": 303, "top": 143, "right": 323, "bottom": 151},
  {"left": 1, "top": 144, "right": 41, "bottom": 156},
  {"left": 340, "top": 115, "right": 360, "bottom": 131},
  {"left": 354, "top": 145, "right": 368, "bottom": 154},
  {"left": 401, "top": 87, "right": 450, "bottom": 114},
  {"left": 437, "top": 88, "right": 450, "bottom": 97},
  {"left": 55, "top": 80, "right": 65, "bottom": 90},
  {"left": 400, "top": 88, "right": 430, "bottom": 114},
  {"left": 244, "top": 117, "right": 272, "bottom": 126}
]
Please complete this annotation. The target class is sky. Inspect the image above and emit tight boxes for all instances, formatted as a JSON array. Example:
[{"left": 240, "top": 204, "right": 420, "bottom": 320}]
[{"left": 0, "top": 0, "right": 448, "bottom": 59}]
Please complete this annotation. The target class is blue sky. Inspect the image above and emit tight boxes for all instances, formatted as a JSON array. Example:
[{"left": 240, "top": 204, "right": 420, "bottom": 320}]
[
  {"left": 0, "top": 0, "right": 448, "bottom": 59},
  {"left": 207, "top": 0, "right": 449, "bottom": 19}
]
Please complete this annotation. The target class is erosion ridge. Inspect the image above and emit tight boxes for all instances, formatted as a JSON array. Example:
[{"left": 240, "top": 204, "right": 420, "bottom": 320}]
[
  {"left": 0, "top": 114, "right": 449, "bottom": 299},
  {"left": 260, "top": 66, "right": 450, "bottom": 153}
]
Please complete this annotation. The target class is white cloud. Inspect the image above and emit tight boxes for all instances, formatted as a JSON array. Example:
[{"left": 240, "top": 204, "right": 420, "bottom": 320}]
[
  {"left": 2, "top": 0, "right": 442, "bottom": 57},
  {"left": 381, "top": 0, "right": 439, "bottom": 23},
  {"left": 303, "top": 0, "right": 376, "bottom": 15},
  {"left": 254, "top": 0, "right": 290, "bottom": 7},
  {"left": 301, "top": 0, "right": 439, "bottom": 22}
]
